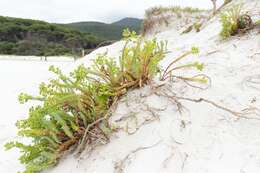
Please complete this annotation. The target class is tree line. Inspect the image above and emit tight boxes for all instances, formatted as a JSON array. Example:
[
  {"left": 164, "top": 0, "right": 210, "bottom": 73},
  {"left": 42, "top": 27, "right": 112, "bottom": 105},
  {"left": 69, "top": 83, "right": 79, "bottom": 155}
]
[{"left": 0, "top": 16, "right": 104, "bottom": 57}]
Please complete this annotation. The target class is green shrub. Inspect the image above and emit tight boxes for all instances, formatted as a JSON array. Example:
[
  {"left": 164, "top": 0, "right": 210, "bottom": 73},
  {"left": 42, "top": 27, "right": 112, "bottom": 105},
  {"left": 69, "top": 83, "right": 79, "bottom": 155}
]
[
  {"left": 256, "top": 20, "right": 260, "bottom": 26},
  {"left": 194, "top": 22, "right": 202, "bottom": 32},
  {"left": 220, "top": 4, "right": 243, "bottom": 38},
  {"left": 0, "top": 42, "right": 15, "bottom": 54},
  {"left": 224, "top": 0, "right": 232, "bottom": 5},
  {"left": 220, "top": 4, "right": 254, "bottom": 39},
  {"left": 5, "top": 29, "right": 205, "bottom": 173},
  {"left": 5, "top": 29, "right": 167, "bottom": 173}
]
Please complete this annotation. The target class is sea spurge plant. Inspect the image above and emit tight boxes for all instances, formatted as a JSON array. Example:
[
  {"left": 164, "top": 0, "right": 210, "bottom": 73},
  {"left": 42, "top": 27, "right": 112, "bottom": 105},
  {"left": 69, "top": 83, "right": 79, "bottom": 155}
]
[
  {"left": 220, "top": 4, "right": 243, "bottom": 38},
  {"left": 88, "top": 36, "right": 167, "bottom": 96},
  {"left": 6, "top": 28, "right": 205, "bottom": 172},
  {"left": 7, "top": 73, "right": 101, "bottom": 172},
  {"left": 220, "top": 4, "right": 253, "bottom": 39},
  {"left": 160, "top": 46, "right": 205, "bottom": 81},
  {"left": 5, "top": 30, "right": 168, "bottom": 173}
]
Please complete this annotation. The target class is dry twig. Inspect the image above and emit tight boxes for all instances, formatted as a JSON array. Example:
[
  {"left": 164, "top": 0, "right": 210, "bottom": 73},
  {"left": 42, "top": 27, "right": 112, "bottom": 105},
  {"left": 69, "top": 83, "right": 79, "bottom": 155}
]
[{"left": 114, "top": 141, "right": 162, "bottom": 173}]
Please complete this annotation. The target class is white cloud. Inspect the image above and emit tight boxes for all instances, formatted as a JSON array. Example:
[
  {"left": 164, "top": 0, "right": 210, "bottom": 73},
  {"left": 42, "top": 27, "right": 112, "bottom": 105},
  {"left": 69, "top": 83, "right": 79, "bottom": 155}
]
[{"left": 0, "top": 0, "right": 224, "bottom": 23}]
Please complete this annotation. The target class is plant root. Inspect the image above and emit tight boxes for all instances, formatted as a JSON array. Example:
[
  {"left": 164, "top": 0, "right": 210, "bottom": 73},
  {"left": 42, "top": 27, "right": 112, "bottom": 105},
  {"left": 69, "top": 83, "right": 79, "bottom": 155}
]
[
  {"left": 156, "top": 86, "right": 260, "bottom": 121},
  {"left": 114, "top": 141, "right": 161, "bottom": 173}
]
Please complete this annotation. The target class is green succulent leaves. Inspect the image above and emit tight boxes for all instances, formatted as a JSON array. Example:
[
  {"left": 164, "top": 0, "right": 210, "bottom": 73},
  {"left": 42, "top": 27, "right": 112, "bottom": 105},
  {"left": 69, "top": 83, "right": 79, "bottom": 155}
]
[
  {"left": 6, "top": 28, "right": 205, "bottom": 173},
  {"left": 6, "top": 29, "right": 168, "bottom": 173},
  {"left": 191, "top": 47, "right": 199, "bottom": 54},
  {"left": 220, "top": 4, "right": 254, "bottom": 39}
]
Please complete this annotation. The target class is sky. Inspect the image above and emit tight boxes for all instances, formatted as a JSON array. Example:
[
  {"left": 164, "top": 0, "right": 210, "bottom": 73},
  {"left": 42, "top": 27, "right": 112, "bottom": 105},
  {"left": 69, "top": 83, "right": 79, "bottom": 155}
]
[{"left": 0, "top": 0, "right": 224, "bottom": 23}]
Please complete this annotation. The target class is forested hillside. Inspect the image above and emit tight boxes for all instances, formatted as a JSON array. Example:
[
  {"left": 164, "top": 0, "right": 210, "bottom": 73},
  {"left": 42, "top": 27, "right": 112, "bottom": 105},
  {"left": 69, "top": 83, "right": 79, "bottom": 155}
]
[
  {"left": 0, "top": 16, "right": 103, "bottom": 56},
  {"left": 63, "top": 17, "right": 142, "bottom": 40}
]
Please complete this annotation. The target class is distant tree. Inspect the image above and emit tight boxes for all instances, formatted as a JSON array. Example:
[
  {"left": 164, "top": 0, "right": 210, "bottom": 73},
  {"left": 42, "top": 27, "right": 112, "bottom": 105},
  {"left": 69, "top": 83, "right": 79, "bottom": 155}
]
[{"left": 0, "top": 16, "right": 103, "bottom": 56}]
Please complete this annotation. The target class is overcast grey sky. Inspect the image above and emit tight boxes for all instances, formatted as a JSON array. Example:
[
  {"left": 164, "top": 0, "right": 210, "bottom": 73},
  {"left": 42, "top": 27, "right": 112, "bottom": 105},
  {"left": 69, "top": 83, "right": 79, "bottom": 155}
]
[{"left": 0, "top": 0, "right": 224, "bottom": 23}]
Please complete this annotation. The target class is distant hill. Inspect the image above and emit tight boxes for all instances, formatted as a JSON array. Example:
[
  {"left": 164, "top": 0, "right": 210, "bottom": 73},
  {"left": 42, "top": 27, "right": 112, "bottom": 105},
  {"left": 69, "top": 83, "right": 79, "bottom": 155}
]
[
  {"left": 0, "top": 16, "right": 103, "bottom": 57},
  {"left": 0, "top": 16, "right": 142, "bottom": 57},
  {"left": 63, "top": 17, "right": 143, "bottom": 40},
  {"left": 111, "top": 17, "right": 142, "bottom": 26}
]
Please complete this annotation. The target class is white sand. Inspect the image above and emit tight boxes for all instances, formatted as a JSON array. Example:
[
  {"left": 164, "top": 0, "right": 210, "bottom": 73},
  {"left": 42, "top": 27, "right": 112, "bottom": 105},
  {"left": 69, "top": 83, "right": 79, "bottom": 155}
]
[
  {"left": 1, "top": 0, "right": 260, "bottom": 172},
  {"left": 0, "top": 60, "right": 73, "bottom": 173},
  {"left": 0, "top": 55, "right": 74, "bottom": 61}
]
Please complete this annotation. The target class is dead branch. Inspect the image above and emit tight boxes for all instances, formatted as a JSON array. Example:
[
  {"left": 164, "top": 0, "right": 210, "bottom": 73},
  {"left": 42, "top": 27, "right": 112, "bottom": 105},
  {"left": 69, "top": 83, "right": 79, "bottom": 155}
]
[
  {"left": 76, "top": 98, "right": 119, "bottom": 155},
  {"left": 76, "top": 117, "right": 106, "bottom": 155},
  {"left": 181, "top": 153, "right": 189, "bottom": 173},
  {"left": 126, "top": 115, "right": 157, "bottom": 135},
  {"left": 211, "top": 0, "right": 217, "bottom": 15},
  {"left": 142, "top": 104, "right": 167, "bottom": 121},
  {"left": 162, "top": 150, "right": 175, "bottom": 169},
  {"left": 249, "top": 52, "right": 260, "bottom": 59},
  {"left": 114, "top": 141, "right": 162, "bottom": 173},
  {"left": 204, "top": 50, "right": 220, "bottom": 56},
  {"left": 157, "top": 89, "right": 260, "bottom": 120},
  {"left": 242, "top": 75, "right": 260, "bottom": 91}
]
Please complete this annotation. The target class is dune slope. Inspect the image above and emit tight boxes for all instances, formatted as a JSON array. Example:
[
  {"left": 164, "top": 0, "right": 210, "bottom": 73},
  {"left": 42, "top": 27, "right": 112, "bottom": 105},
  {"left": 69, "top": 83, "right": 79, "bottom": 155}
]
[{"left": 1, "top": 0, "right": 260, "bottom": 173}]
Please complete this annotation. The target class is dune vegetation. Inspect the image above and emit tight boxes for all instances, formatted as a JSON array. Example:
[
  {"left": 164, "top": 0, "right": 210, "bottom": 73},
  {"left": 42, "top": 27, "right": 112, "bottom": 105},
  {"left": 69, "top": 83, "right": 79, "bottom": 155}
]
[
  {"left": 141, "top": 6, "right": 208, "bottom": 35},
  {"left": 5, "top": 0, "right": 260, "bottom": 172},
  {"left": 220, "top": 4, "right": 255, "bottom": 39},
  {"left": 4, "top": 28, "right": 206, "bottom": 173}
]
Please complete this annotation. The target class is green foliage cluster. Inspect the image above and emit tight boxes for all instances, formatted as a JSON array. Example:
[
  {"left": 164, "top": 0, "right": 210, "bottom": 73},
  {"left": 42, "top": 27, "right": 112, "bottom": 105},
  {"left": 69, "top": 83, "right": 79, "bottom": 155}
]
[
  {"left": 193, "top": 22, "right": 203, "bottom": 32},
  {"left": 224, "top": 0, "right": 232, "bottom": 5},
  {"left": 5, "top": 29, "right": 168, "bottom": 173},
  {"left": 256, "top": 20, "right": 260, "bottom": 26},
  {"left": 220, "top": 4, "right": 243, "bottom": 38},
  {"left": 0, "top": 16, "right": 103, "bottom": 56},
  {"left": 220, "top": 4, "right": 253, "bottom": 39}
]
